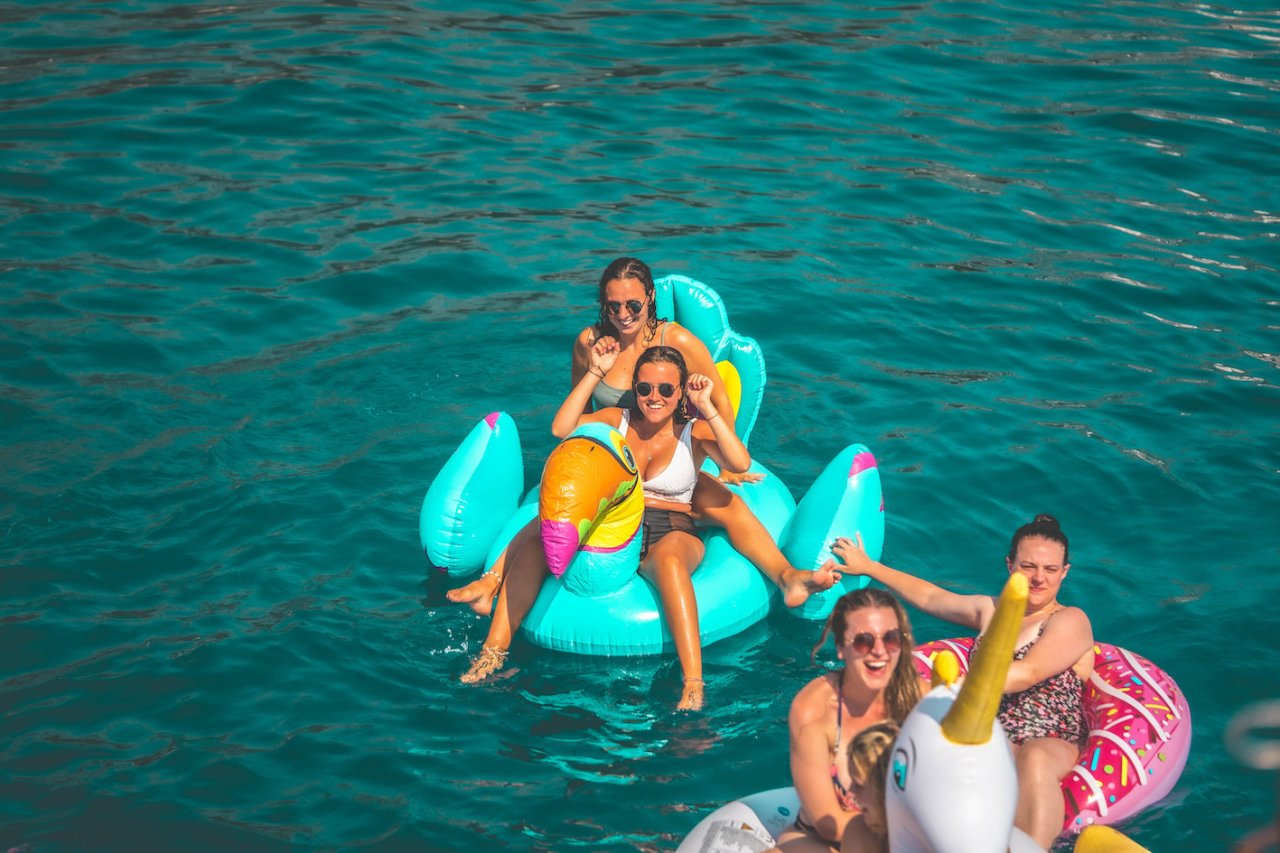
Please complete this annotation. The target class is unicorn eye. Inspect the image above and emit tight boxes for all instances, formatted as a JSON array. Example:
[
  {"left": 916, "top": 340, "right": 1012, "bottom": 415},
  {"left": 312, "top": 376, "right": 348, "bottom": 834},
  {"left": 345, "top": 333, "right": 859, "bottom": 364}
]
[{"left": 892, "top": 748, "right": 910, "bottom": 791}]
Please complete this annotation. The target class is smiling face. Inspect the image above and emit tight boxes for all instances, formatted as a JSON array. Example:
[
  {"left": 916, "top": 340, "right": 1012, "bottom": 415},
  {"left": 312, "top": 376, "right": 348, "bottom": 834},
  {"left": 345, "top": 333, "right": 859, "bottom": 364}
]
[
  {"left": 601, "top": 276, "right": 650, "bottom": 337},
  {"left": 1006, "top": 535, "right": 1069, "bottom": 611},
  {"left": 838, "top": 606, "right": 902, "bottom": 691},
  {"left": 633, "top": 360, "right": 682, "bottom": 425}
]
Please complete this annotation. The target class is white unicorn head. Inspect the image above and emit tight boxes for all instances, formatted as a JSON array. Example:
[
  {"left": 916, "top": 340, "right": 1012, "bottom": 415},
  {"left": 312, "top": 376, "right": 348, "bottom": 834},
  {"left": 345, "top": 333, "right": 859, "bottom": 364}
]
[{"left": 884, "top": 573, "right": 1028, "bottom": 853}]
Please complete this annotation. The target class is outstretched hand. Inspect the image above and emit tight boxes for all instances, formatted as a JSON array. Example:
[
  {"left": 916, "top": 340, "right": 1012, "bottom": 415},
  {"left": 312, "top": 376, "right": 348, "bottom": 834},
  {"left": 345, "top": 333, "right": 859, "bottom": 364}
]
[
  {"left": 685, "top": 372, "right": 716, "bottom": 415},
  {"left": 830, "top": 534, "right": 875, "bottom": 576},
  {"left": 719, "top": 469, "right": 764, "bottom": 486},
  {"left": 589, "top": 336, "right": 620, "bottom": 377}
]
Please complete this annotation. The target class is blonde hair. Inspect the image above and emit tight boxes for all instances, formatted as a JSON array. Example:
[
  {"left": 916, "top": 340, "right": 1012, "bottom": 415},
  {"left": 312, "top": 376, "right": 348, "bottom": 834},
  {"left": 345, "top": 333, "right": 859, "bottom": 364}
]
[
  {"left": 847, "top": 720, "right": 899, "bottom": 786},
  {"left": 847, "top": 721, "right": 899, "bottom": 838}
]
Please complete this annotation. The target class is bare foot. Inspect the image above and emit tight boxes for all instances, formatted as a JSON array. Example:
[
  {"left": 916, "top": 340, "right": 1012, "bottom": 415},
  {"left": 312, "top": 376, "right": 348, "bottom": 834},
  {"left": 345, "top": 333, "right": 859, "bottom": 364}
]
[
  {"left": 678, "top": 677, "right": 704, "bottom": 711},
  {"left": 446, "top": 571, "right": 501, "bottom": 617},
  {"left": 460, "top": 645, "right": 508, "bottom": 684},
  {"left": 779, "top": 562, "right": 842, "bottom": 608}
]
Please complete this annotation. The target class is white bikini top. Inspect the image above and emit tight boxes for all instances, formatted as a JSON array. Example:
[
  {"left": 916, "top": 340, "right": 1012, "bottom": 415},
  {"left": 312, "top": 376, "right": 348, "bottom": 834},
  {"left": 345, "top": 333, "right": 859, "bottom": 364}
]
[{"left": 618, "top": 410, "right": 698, "bottom": 504}]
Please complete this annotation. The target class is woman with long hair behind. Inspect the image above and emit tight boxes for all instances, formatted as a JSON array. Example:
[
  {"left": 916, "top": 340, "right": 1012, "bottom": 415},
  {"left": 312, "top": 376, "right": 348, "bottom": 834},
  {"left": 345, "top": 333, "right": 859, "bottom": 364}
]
[{"left": 768, "top": 588, "right": 926, "bottom": 852}]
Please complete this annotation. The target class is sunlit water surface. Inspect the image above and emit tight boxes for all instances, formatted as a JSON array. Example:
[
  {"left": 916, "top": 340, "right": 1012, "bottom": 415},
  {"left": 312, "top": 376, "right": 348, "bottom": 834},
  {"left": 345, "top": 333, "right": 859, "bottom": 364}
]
[{"left": 3, "top": 1, "right": 1278, "bottom": 851}]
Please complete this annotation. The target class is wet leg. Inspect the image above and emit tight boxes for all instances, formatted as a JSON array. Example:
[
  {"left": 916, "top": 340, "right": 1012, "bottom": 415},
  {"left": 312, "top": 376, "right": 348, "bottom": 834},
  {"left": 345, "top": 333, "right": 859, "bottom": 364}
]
[
  {"left": 641, "top": 531, "right": 706, "bottom": 710},
  {"left": 460, "top": 526, "right": 548, "bottom": 683},
  {"left": 1013, "top": 737, "right": 1078, "bottom": 848},
  {"left": 691, "top": 473, "right": 839, "bottom": 607}
]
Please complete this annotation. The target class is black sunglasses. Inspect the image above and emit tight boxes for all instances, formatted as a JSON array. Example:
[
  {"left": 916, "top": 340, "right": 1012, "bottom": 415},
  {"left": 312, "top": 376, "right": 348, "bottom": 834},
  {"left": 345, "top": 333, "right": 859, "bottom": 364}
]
[
  {"left": 845, "top": 628, "right": 902, "bottom": 655},
  {"left": 604, "top": 299, "right": 644, "bottom": 317},
  {"left": 634, "top": 381, "right": 676, "bottom": 398}
]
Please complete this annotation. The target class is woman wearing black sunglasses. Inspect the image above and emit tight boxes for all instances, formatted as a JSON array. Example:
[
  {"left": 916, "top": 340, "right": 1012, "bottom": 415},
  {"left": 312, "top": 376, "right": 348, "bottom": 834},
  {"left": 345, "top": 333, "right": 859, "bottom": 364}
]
[
  {"left": 771, "top": 588, "right": 924, "bottom": 852},
  {"left": 460, "top": 345, "right": 749, "bottom": 710},
  {"left": 448, "top": 257, "right": 838, "bottom": 616},
  {"left": 827, "top": 515, "right": 1093, "bottom": 849}
]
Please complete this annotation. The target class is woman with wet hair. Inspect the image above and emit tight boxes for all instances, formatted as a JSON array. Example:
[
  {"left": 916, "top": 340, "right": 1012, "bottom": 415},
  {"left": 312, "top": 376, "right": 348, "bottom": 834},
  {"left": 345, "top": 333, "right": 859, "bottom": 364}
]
[{"left": 769, "top": 589, "right": 925, "bottom": 852}]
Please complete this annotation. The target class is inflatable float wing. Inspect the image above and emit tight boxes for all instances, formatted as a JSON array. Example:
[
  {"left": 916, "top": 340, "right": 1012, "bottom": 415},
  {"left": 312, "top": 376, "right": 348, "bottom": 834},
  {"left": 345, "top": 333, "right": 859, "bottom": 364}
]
[
  {"left": 419, "top": 411, "right": 522, "bottom": 575},
  {"left": 780, "top": 445, "right": 885, "bottom": 621}
]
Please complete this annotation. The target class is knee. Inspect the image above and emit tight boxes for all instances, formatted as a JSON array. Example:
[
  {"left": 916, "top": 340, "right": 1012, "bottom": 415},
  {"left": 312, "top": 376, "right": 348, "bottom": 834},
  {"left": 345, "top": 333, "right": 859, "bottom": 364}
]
[
  {"left": 720, "top": 492, "right": 749, "bottom": 520},
  {"left": 653, "top": 554, "right": 688, "bottom": 578},
  {"left": 644, "top": 548, "right": 694, "bottom": 585}
]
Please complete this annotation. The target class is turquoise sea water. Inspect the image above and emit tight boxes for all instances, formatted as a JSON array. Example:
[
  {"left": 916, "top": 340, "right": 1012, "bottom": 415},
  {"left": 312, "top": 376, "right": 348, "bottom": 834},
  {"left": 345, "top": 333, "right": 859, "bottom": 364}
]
[{"left": 3, "top": 1, "right": 1278, "bottom": 850}]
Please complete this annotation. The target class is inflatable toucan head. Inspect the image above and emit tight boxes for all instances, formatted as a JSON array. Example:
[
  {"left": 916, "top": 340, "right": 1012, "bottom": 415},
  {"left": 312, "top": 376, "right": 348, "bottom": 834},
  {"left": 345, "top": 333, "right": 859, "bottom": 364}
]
[{"left": 538, "top": 423, "right": 644, "bottom": 596}]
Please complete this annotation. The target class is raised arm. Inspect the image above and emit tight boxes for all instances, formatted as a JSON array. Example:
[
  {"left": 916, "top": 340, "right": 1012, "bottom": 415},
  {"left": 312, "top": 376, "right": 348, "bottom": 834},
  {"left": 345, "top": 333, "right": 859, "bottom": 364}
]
[
  {"left": 829, "top": 535, "right": 994, "bottom": 632},
  {"left": 569, "top": 328, "right": 606, "bottom": 416},
  {"left": 1004, "top": 605, "right": 1093, "bottom": 693},
  {"left": 552, "top": 337, "right": 621, "bottom": 438},
  {"left": 686, "top": 373, "right": 750, "bottom": 474},
  {"left": 665, "top": 324, "right": 737, "bottom": 430}
]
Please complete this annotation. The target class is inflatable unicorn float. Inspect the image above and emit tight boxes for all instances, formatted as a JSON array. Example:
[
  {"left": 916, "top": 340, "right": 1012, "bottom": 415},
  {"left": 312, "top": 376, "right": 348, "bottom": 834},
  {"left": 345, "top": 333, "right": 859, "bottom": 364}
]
[
  {"left": 676, "top": 574, "right": 1190, "bottom": 853},
  {"left": 421, "top": 274, "right": 885, "bottom": 655}
]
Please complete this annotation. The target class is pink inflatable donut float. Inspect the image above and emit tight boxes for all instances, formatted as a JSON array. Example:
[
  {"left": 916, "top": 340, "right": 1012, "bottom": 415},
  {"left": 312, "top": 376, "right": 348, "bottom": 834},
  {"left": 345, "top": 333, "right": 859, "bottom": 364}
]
[{"left": 913, "top": 638, "right": 1191, "bottom": 834}]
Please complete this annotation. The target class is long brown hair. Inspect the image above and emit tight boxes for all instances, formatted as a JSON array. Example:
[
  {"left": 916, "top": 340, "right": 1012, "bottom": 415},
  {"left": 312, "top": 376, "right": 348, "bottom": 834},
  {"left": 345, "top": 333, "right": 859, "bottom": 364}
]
[{"left": 812, "top": 587, "right": 921, "bottom": 725}]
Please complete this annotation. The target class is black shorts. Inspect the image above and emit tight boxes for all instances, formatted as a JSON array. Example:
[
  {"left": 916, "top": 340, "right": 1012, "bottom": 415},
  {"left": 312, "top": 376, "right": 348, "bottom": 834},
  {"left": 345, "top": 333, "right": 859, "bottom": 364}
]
[
  {"left": 792, "top": 812, "right": 841, "bottom": 851},
  {"left": 641, "top": 508, "right": 697, "bottom": 558}
]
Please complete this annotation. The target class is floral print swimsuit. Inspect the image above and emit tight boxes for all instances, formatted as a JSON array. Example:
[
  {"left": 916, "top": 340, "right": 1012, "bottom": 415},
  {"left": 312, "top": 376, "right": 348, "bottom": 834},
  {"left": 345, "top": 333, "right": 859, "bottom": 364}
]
[{"left": 981, "top": 611, "right": 1089, "bottom": 748}]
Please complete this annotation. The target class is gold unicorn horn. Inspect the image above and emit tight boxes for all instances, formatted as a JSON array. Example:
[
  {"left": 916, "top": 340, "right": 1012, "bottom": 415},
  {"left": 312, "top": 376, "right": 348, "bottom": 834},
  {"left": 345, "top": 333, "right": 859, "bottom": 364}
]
[{"left": 940, "top": 573, "right": 1028, "bottom": 744}]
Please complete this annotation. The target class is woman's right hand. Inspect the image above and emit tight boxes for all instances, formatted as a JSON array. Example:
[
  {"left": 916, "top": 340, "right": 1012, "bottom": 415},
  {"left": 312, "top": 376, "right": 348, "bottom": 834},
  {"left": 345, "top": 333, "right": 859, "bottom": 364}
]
[
  {"left": 830, "top": 534, "right": 874, "bottom": 575},
  {"left": 589, "top": 336, "right": 620, "bottom": 377}
]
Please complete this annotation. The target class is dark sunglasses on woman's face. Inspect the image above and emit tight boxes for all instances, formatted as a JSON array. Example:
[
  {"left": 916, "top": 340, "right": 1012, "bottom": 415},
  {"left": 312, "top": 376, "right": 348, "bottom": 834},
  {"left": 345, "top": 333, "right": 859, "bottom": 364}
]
[
  {"left": 845, "top": 628, "right": 902, "bottom": 655},
  {"left": 604, "top": 299, "right": 644, "bottom": 317},
  {"left": 634, "top": 382, "right": 676, "bottom": 398}
]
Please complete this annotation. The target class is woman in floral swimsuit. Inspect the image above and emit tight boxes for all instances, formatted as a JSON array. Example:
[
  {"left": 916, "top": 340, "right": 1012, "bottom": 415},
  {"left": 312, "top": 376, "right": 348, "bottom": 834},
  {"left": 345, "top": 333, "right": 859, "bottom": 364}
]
[{"left": 829, "top": 514, "right": 1094, "bottom": 849}]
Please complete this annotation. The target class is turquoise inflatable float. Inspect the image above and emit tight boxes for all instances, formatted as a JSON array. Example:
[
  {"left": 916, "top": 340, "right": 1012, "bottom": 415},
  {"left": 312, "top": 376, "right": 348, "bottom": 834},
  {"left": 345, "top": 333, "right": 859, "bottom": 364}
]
[{"left": 420, "top": 274, "right": 886, "bottom": 655}]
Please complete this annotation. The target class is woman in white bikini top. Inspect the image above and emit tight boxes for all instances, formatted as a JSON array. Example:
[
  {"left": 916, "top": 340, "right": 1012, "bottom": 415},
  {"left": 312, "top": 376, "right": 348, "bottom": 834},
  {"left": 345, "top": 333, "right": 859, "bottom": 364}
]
[
  {"left": 618, "top": 409, "right": 698, "bottom": 505},
  {"left": 550, "top": 343, "right": 750, "bottom": 711}
]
